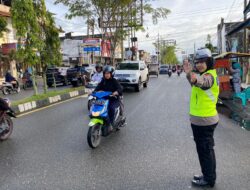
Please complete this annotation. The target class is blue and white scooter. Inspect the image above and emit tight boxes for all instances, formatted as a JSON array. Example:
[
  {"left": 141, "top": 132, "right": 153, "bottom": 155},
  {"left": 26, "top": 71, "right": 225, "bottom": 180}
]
[{"left": 87, "top": 91, "right": 126, "bottom": 148}]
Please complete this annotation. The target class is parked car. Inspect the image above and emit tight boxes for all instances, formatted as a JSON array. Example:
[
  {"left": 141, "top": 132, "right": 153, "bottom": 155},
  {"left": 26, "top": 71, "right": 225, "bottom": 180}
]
[
  {"left": 46, "top": 67, "right": 69, "bottom": 87},
  {"left": 159, "top": 65, "right": 169, "bottom": 74},
  {"left": 114, "top": 61, "right": 149, "bottom": 92}
]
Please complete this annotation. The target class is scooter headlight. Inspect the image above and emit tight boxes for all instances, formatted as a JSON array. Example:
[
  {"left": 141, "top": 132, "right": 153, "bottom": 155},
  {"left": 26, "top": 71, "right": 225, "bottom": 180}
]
[{"left": 92, "top": 111, "right": 100, "bottom": 117}]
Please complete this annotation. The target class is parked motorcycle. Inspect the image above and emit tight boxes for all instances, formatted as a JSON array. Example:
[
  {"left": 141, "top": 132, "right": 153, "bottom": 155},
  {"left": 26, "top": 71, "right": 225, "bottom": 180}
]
[
  {"left": 22, "top": 78, "right": 33, "bottom": 90},
  {"left": 0, "top": 98, "right": 16, "bottom": 141},
  {"left": 87, "top": 91, "right": 126, "bottom": 148},
  {"left": 1, "top": 81, "right": 20, "bottom": 95}
]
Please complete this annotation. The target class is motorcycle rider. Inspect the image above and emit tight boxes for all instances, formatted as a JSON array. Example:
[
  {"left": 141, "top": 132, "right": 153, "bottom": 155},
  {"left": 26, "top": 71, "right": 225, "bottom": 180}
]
[
  {"left": 5, "top": 71, "right": 19, "bottom": 89},
  {"left": 184, "top": 48, "right": 219, "bottom": 188},
  {"left": 94, "top": 66, "right": 123, "bottom": 131},
  {"left": 91, "top": 64, "right": 103, "bottom": 83}
]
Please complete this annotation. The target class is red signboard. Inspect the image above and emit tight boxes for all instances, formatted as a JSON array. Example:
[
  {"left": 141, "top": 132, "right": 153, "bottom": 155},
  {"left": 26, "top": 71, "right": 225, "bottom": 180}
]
[
  {"left": 83, "top": 38, "right": 101, "bottom": 46},
  {"left": 101, "top": 40, "right": 111, "bottom": 57},
  {"left": 1, "top": 43, "right": 17, "bottom": 54}
]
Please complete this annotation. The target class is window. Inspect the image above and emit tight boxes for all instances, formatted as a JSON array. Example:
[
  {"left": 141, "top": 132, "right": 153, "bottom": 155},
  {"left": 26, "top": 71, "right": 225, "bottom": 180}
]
[{"left": 117, "top": 63, "right": 139, "bottom": 70}]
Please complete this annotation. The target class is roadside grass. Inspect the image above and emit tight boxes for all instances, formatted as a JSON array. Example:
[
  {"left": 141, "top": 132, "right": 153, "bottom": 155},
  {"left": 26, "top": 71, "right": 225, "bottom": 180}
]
[{"left": 12, "top": 86, "right": 84, "bottom": 106}]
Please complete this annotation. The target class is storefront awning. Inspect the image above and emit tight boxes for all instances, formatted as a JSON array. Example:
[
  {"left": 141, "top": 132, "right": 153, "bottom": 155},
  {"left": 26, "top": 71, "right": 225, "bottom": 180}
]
[
  {"left": 214, "top": 52, "right": 250, "bottom": 60},
  {"left": 227, "top": 18, "right": 250, "bottom": 36}
]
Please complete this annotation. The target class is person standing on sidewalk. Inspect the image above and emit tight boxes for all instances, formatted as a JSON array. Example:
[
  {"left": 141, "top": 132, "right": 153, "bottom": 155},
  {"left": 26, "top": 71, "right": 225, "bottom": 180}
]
[
  {"left": 227, "top": 61, "right": 241, "bottom": 93},
  {"left": 183, "top": 48, "right": 219, "bottom": 188}
]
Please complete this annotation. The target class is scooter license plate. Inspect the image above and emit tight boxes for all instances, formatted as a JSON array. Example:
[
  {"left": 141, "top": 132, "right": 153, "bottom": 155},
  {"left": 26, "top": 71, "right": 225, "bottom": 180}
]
[{"left": 93, "top": 100, "right": 105, "bottom": 105}]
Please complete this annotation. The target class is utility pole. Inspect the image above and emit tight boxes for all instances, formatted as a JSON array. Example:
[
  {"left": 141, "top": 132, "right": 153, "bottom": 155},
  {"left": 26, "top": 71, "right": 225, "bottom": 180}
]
[
  {"left": 157, "top": 32, "right": 160, "bottom": 65},
  {"left": 244, "top": 0, "right": 248, "bottom": 53}
]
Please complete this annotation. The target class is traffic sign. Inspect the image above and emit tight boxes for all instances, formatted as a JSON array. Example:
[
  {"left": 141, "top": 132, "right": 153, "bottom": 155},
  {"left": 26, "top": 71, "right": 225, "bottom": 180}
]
[{"left": 83, "top": 47, "right": 101, "bottom": 52}]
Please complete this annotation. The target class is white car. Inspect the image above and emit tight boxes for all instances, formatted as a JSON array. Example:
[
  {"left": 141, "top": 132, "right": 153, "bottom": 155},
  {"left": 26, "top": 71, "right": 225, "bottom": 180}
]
[{"left": 114, "top": 61, "right": 149, "bottom": 92}]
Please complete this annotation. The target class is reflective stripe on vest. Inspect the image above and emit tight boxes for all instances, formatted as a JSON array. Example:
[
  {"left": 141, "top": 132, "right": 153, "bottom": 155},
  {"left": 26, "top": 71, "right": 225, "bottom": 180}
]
[{"left": 190, "top": 69, "right": 219, "bottom": 117}]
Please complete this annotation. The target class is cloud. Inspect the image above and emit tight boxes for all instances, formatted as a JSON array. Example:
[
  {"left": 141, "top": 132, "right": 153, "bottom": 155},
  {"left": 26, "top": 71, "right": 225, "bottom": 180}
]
[{"left": 45, "top": 0, "right": 244, "bottom": 56}]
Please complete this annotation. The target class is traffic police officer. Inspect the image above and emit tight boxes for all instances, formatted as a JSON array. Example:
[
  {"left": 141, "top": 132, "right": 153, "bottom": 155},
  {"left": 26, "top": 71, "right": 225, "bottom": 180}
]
[{"left": 184, "top": 48, "right": 219, "bottom": 188}]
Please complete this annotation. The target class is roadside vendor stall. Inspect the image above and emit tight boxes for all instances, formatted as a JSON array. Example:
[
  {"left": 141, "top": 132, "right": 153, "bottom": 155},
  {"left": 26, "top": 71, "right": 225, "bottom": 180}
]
[{"left": 214, "top": 52, "right": 250, "bottom": 130}]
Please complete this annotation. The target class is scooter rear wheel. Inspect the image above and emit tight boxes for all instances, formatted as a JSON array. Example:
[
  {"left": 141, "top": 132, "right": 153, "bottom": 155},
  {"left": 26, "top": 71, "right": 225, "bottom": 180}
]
[
  {"left": 87, "top": 125, "right": 102, "bottom": 148},
  {"left": 2, "top": 87, "right": 9, "bottom": 95}
]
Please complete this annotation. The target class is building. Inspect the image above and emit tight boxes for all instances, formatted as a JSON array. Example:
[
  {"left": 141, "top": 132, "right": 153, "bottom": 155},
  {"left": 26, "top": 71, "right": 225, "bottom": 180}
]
[
  {"left": 221, "top": 1, "right": 250, "bottom": 84},
  {"left": 217, "top": 18, "right": 243, "bottom": 54},
  {"left": 0, "top": 1, "right": 18, "bottom": 84},
  {"left": 60, "top": 33, "right": 122, "bottom": 67},
  {"left": 139, "top": 50, "right": 151, "bottom": 64}
]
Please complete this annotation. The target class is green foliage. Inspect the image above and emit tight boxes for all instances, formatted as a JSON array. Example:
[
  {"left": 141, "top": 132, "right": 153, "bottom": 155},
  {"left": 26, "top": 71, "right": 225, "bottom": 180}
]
[
  {"left": 143, "top": 4, "right": 170, "bottom": 25},
  {"left": 42, "top": 12, "right": 62, "bottom": 66},
  {"left": 205, "top": 34, "right": 215, "bottom": 52},
  {"left": 55, "top": 0, "right": 170, "bottom": 62},
  {"left": 11, "top": 0, "right": 42, "bottom": 66},
  {"left": 160, "top": 45, "right": 179, "bottom": 65},
  {"left": 205, "top": 43, "right": 215, "bottom": 52},
  {"left": 0, "top": 17, "right": 8, "bottom": 37},
  {"left": 11, "top": 0, "right": 62, "bottom": 95}
]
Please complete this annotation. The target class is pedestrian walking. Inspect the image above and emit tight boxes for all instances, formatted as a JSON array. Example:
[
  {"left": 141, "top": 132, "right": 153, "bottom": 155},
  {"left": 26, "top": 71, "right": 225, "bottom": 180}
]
[{"left": 183, "top": 48, "right": 219, "bottom": 188}]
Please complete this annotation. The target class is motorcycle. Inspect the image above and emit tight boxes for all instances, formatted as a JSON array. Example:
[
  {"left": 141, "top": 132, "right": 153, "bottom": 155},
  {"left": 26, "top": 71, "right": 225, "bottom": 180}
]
[
  {"left": 168, "top": 70, "right": 172, "bottom": 77},
  {"left": 0, "top": 98, "right": 16, "bottom": 141},
  {"left": 177, "top": 70, "right": 181, "bottom": 76},
  {"left": 87, "top": 91, "right": 126, "bottom": 148},
  {"left": 85, "top": 81, "right": 99, "bottom": 111},
  {"left": 1, "top": 81, "right": 20, "bottom": 95},
  {"left": 22, "top": 78, "right": 33, "bottom": 90}
]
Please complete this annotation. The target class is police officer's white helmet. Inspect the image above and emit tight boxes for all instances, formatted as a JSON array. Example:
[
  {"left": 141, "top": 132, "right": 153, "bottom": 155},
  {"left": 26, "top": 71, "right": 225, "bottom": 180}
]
[{"left": 195, "top": 48, "right": 212, "bottom": 60}]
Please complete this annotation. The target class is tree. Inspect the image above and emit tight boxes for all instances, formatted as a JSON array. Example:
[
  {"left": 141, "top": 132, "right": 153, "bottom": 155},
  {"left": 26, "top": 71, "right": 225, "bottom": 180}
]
[
  {"left": 160, "top": 45, "right": 179, "bottom": 65},
  {"left": 11, "top": 0, "right": 62, "bottom": 94},
  {"left": 54, "top": 0, "right": 170, "bottom": 64},
  {"left": 35, "top": 0, "right": 62, "bottom": 93},
  {"left": 0, "top": 17, "right": 8, "bottom": 37},
  {"left": 205, "top": 34, "right": 215, "bottom": 53},
  {"left": 11, "top": 0, "right": 44, "bottom": 95}
]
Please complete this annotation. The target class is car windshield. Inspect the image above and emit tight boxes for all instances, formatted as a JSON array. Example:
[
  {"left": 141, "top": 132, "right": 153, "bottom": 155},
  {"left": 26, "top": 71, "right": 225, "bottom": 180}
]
[
  {"left": 160, "top": 65, "right": 168, "bottom": 68},
  {"left": 117, "top": 63, "right": 139, "bottom": 70}
]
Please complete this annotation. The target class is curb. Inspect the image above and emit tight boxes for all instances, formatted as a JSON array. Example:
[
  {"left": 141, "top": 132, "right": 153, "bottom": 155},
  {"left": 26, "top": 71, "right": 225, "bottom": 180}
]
[{"left": 11, "top": 89, "right": 86, "bottom": 116}]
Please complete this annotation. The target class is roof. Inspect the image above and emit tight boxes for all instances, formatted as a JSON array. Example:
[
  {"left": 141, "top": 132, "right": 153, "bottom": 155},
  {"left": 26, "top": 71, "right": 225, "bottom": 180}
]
[
  {"left": 214, "top": 52, "right": 250, "bottom": 59},
  {"left": 244, "top": 1, "right": 250, "bottom": 14},
  {"left": 227, "top": 18, "right": 250, "bottom": 36}
]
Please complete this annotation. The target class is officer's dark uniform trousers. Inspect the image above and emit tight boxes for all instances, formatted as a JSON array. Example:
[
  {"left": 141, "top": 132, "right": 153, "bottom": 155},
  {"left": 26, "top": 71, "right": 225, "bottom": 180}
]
[{"left": 191, "top": 123, "right": 217, "bottom": 184}]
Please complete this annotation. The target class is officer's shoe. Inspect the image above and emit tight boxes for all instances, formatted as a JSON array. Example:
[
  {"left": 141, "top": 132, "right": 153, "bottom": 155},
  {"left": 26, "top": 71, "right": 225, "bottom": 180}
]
[
  {"left": 192, "top": 178, "right": 215, "bottom": 188},
  {"left": 193, "top": 175, "right": 203, "bottom": 180}
]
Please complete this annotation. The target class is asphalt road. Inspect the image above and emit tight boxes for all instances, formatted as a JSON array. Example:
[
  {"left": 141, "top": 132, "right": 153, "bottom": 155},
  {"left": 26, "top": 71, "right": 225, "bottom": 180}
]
[{"left": 0, "top": 73, "right": 250, "bottom": 190}]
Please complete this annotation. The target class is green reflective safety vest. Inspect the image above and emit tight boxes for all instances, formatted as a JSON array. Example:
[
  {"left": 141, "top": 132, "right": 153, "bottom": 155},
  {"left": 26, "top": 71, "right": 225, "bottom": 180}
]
[{"left": 190, "top": 69, "right": 219, "bottom": 117}]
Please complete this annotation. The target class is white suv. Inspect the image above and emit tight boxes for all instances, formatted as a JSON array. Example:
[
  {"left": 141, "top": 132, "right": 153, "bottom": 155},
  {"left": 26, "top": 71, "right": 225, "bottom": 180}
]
[{"left": 114, "top": 61, "right": 149, "bottom": 92}]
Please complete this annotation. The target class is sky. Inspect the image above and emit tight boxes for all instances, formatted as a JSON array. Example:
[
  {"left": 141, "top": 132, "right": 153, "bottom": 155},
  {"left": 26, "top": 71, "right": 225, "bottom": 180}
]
[{"left": 45, "top": 0, "right": 245, "bottom": 59}]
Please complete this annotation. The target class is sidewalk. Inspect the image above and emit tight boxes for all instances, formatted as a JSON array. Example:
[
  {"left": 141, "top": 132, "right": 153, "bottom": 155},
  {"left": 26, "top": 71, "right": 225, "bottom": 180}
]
[
  {"left": 222, "top": 98, "right": 250, "bottom": 130},
  {"left": 1, "top": 77, "right": 70, "bottom": 101}
]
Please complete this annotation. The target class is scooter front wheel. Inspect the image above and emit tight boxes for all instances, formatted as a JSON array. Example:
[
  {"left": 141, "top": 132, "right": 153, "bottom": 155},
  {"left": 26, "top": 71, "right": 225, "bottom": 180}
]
[
  {"left": 87, "top": 125, "right": 102, "bottom": 149},
  {"left": 0, "top": 115, "right": 13, "bottom": 141}
]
